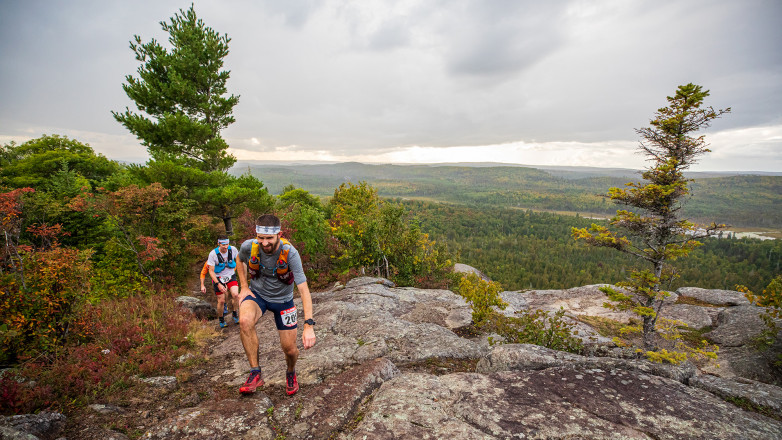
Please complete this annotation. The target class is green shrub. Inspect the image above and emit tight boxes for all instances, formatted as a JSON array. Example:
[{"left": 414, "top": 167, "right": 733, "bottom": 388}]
[
  {"left": 455, "top": 273, "right": 506, "bottom": 325},
  {"left": 739, "top": 276, "right": 782, "bottom": 368},
  {"left": 488, "top": 308, "right": 584, "bottom": 354},
  {"left": 455, "top": 273, "right": 583, "bottom": 353}
]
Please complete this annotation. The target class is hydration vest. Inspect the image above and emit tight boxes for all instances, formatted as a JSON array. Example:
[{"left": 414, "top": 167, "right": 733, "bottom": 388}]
[
  {"left": 214, "top": 247, "right": 236, "bottom": 273},
  {"left": 247, "top": 237, "right": 294, "bottom": 285}
]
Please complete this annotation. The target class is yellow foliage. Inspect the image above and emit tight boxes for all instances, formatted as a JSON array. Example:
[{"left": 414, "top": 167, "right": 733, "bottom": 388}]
[
  {"left": 645, "top": 349, "right": 688, "bottom": 364},
  {"left": 456, "top": 273, "right": 506, "bottom": 325}
]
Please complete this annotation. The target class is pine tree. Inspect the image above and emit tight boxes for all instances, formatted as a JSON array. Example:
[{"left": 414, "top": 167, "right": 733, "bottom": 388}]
[
  {"left": 113, "top": 5, "right": 239, "bottom": 173},
  {"left": 573, "top": 83, "right": 730, "bottom": 352}
]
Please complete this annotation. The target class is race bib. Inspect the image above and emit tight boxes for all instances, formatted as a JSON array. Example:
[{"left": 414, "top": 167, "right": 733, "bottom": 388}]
[
  {"left": 280, "top": 306, "right": 298, "bottom": 328},
  {"left": 219, "top": 275, "right": 232, "bottom": 284}
]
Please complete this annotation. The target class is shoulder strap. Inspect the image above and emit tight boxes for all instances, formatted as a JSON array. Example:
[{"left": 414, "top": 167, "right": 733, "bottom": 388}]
[
  {"left": 279, "top": 238, "right": 291, "bottom": 257},
  {"left": 251, "top": 240, "right": 260, "bottom": 259},
  {"left": 214, "top": 247, "right": 225, "bottom": 264},
  {"left": 277, "top": 238, "right": 291, "bottom": 269}
]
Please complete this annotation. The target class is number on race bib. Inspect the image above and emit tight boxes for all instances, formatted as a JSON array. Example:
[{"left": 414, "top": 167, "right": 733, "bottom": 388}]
[
  {"left": 280, "top": 307, "right": 298, "bottom": 327},
  {"left": 219, "top": 275, "right": 231, "bottom": 284}
]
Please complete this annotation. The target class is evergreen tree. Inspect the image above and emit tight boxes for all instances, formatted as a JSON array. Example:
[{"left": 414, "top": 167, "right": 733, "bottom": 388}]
[
  {"left": 113, "top": 5, "right": 239, "bottom": 173},
  {"left": 0, "top": 135, "right": 119, "bottom": 189},
  {"left": 572, "top": 83, "right": 730, "bottom": 353},
  {"left": 195, "top": 172, "right": 273, "bottom": 236}
]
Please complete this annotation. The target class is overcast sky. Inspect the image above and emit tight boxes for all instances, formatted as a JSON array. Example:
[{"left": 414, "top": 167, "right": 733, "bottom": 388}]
[{"left": 1, "top": 0, "right": 780, "bottom": 171}]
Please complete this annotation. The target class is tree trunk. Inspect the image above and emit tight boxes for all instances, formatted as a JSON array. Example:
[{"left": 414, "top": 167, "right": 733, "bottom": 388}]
[
  {"left": 642, "top": 315, "right": 656, "bottom": 351},
  {"left": 642, "top": 259, "right": 666, "bottom": 350},
  {"left": 223, "top": 216, "right": 233, "bottom": 236}
]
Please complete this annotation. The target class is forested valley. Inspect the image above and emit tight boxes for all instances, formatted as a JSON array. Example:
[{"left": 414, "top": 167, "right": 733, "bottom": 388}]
[
  {"left": 400, "top": 199, "right": 781, "bottom": 294},
  {"left": 244, "top": 161, "right": 781, "bottom": 294}
]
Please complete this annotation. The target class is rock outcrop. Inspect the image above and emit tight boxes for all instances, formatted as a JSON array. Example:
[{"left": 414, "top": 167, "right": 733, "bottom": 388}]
[
  {"left": 354, "top": 365, "right": 780, "bottom": 439},
  {"left": 19, "top": 275, "right": 780, "bottom": 439},
  {"left": 134, "top": 277, "right": 782, "bottom": 439},
  {"left": 499, "top": 283, "right": 782, "bottom": 384},
  {"left": 0, "top": 412, "right": 66, "bottom": 440},
  {"left": 175, "top": 296, "right": 217, "bottom": 320}
]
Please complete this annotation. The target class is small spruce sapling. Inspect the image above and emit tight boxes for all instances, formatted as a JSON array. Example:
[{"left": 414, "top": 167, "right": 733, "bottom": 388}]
[{"left": 739, "top": 275, "right": 782, "bottom": 355}]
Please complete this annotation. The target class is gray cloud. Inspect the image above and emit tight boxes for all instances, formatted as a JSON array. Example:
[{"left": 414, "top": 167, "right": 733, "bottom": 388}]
[
  {"left": 1, "top": 0, "right": 780, "bottom": 170},
  {"left": 440, "top": 1, "right": 566, "bottom": 77}
]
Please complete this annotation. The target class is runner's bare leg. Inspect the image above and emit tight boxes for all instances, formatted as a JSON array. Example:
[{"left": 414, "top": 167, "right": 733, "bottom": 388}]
[
  {"left": 279, "top": 329, "right": 299, "bottom": 372},
  {"left": 239, "top": 300, "right": 263, "bottom": 368}
]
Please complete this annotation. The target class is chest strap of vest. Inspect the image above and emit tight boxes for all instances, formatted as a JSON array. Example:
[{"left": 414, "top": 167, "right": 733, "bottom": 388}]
[
  {"left": 247, "top": 238, "right": 294, "bottom": 284},
  {"left": 214, "top": 247, "right": 235, "bottom": 273}
]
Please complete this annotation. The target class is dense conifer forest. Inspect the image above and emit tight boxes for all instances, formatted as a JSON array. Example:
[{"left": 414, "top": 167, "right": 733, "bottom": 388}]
[{"left": 400, "top": 199, "right": 781, "bottom": 294}]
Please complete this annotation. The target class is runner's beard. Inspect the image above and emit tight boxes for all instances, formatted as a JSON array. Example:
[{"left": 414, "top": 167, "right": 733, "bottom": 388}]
[{"left": 262, "top": 237, "right": 279, "bottom": 255}]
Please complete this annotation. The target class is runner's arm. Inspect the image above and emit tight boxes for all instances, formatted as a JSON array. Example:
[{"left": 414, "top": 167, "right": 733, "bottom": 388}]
[
  {"left": 199, "top": 262, "right": 209, "bottom": 293},
  {"left": 235, "top": 255, "right": 252, "bottom": 300},
  {"left": 298, "top": 281, "right": 316, "bottom": 349},
  {"left": 208, "top": 264, "right": 226, "bottom": 294}
]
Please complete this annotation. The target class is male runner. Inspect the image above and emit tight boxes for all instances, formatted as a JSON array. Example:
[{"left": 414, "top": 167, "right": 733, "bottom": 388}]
[{"left": 235, "top": 214, "right": 316, "bottom": 396}]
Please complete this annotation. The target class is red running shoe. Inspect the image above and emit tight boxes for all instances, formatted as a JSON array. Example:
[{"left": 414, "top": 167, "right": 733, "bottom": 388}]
[
  {"left": 239, "top": 370, "right": 264, "bottom": 394},
  {"left": 286, "top": 371, "right": 299, "bottom": 396}
]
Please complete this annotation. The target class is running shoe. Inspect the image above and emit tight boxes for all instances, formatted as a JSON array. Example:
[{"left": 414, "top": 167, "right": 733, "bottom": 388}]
[
  {"left": 233, "top": 311, "right": 239, "bottom": 324},
  {"left": 286, "top": 371, "right": 299, "bottom": 396},
  {"left": 239, "top": 370, "right": 264, "bottom": 394},
  {"left": 219, "top": 319, "right": 227, "bottom": 329}
]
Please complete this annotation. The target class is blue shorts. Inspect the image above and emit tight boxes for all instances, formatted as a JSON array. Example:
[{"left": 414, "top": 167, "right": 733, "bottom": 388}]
[{"left": 242, "top": 293, "right": 298, "bottom": 331}]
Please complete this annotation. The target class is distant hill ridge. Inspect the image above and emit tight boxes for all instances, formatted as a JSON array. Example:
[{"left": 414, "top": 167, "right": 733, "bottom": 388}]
[
  {"left": 233, "top": 160, "right": 782, "bottom": 178},
  {"left": 231, "top": 161, "right": 782, "bottom": 229}
]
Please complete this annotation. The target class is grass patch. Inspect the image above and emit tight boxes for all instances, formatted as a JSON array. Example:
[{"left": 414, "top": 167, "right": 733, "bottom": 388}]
[
  {"left": 724, "top": 396, "right": 782, "bottom": 422},
  {"left": 678, "top": 325, "right": 715, "bottom": 347},
  {"left": 576, "top": 315, "right": 627, "bottom": 338},
  {"left": 675, "top": 296, "right": 722, "bottom": 307}
]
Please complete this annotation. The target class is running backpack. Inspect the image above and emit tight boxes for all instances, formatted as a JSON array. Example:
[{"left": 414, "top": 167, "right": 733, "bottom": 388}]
[
  {"left": 247, "top": 238, "right": 294, "bottom": 285},
  {"left": 214, "top": 247, "right": 236, "bottom": 273}
]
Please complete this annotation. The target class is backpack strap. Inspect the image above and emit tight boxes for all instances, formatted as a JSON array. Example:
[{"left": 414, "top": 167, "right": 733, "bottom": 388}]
[
  {"left": 248, "top": 240, "right": 262, "bottom": 279},
  {"left": 214, "top": 247, "right": 226, "bottom": 273},
  {"left": 247, "top": 238, "right": 294, "bottom": 284},
  {"left": 275, "top": 238, "right": 294, "bottom": 284},
  {"left": 276, "top": 238, "right": 291, "bottom": 269},
  {"left": 250, "top": 240, "right": 259, "bottom": 260},
  {"left": 226, "top": 247, "right": 236, "bottom": 268}
]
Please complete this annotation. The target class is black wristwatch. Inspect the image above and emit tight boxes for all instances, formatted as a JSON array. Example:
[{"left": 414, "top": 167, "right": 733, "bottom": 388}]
[{"left": 303, "top": 318, "right": 316, "bottom": 326}]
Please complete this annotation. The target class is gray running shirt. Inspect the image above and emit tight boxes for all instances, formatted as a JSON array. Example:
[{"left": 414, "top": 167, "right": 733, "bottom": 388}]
[{"left": 237, "top": 238, "right": 307, "bottom": 303}]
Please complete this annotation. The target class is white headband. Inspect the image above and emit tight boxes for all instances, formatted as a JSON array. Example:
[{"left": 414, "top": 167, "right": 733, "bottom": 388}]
[
  {"left": 217, "top": 238, "right": 230, "bottom": 245},
  {"left": 256, "top": 225, "right": 281, "bottom": 235}
]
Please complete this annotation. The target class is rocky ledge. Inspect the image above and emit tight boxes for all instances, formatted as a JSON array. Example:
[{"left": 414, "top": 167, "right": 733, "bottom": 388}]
[{"left": 7, "top": 276, "right": 782, "bottom": 439}]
